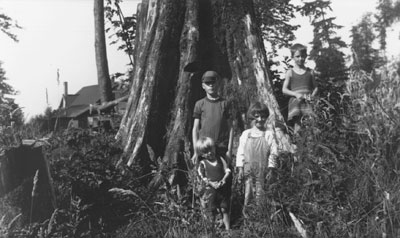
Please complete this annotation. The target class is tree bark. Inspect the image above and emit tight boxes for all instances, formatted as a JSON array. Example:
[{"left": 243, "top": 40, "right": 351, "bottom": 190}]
[
  {"left": 118, "top": 0, "right": 284, "bottom": 168},
  {"left": 94, "top": 0, "right": 114, "bottom": 103}
]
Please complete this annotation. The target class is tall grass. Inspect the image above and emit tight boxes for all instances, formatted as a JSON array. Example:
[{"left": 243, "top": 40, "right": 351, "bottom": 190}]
[
  {"left": 1, "top": 63, "right": 399, "bottom": 237},
  {"left": 266, "top": 64, "right": 400, "bottom": 237}
]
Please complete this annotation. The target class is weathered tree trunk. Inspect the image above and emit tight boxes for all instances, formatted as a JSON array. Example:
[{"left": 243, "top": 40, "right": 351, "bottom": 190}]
[
  {"left": 94, "top": 0, "right": 114, "bottom": 103},
  {"left": 118, "top": 0, "right": 283, "bottom": 169}
]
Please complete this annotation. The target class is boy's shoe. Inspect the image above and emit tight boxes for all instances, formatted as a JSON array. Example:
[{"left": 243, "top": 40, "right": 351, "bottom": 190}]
[
  {"left": 220, "top": 229, "right": 232, "bottom": 237},
  {"left": 242, "top": 209, "right": 249, "bottom": 219},
  {"left": 216, "top": 218, "right": 224, "bottom": 228}
]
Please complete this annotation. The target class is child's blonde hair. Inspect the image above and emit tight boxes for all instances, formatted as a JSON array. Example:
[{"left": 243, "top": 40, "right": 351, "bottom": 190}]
[{"left": 194, "top": 137, "right": 215, "bottom": 155}]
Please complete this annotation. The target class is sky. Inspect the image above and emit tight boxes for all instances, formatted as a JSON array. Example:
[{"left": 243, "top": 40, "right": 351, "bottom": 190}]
[
  {"left": 0, "top": 0, "right": 399, "bottom": 120},
  {"left": 0, "top": 0, "right": 139, "bottom": 120},
  {"left": 280, "top": 0, "right": 400, "bottom": 66}
]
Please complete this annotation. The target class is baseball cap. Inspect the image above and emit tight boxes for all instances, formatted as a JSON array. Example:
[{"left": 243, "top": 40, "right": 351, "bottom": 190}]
[{"left": 202, "top": 71, "right": 219, "bottom": 83}]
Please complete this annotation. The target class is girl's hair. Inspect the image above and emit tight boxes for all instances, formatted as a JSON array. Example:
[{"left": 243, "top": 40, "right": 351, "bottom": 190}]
[
  {"left": 290, "top": 43, "right": 307, "bottom": 57},
  {"left": 195, "top": 137, "right": 215, "bottom": 155},
  {"left": 247, "top": 102, "right": 270, "bottom": 120}
]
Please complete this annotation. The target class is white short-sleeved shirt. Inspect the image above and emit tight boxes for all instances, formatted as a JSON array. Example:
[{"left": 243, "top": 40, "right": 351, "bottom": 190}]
[{"left": 235, "top": 128, "right": 278, "bottom": 168}]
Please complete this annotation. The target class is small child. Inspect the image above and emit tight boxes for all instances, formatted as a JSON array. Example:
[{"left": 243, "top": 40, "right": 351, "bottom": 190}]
[
  {"left": 282, "top": 43, "right": 318, "bottom": 134},
  {"left": 236, "top": 102, "right": 278, "bottom": 214},
  {"left": 196, "top": 136, "right": 231, "bottom": 231}
]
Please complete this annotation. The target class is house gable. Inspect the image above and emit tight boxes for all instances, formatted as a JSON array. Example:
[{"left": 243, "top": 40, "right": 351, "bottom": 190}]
[{"left": 56, "top": 85, "right": 101, "bottom": 119}]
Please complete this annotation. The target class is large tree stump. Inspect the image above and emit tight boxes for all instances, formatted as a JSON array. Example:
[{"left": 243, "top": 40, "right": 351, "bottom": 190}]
[
  {"left": 117, "top": 0, "right": 284, "bottom": 171},
  {"left": 0, "top": 142, "right": 56, "bottom": 224}
]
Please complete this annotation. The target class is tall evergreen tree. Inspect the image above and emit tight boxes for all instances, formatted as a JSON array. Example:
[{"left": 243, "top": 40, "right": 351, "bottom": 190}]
[
  {"left": 253, "top": 0, "right": 299, "bottom": 50},
  {"left": 253, "top": 0, "right": 300, "bottom": 118},
  {"left": 0, "top": 62, "right": 23, "bottom": 128},
  {"left": 375, "top": 0, "right": 400, "bottom": 52},
  {"left": 350, "top": 13, "right": 382, "bottom": 73},
  {"left": 300, "top": 0, "right": 348, "bottom": 115},
  {"left": 0, "top": 12, "right": 23, "bottom": 127}
]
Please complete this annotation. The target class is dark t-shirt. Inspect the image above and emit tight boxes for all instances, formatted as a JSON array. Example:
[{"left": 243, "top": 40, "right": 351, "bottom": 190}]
[
  {"left": 199, "top": 157, "right": 225, "bottom": 182},
  {"left": 193, "top": 97, "right": 230, "bottom": 149},
  {"left": 289, "top": 68, "right": 314, "bottom": 93}
]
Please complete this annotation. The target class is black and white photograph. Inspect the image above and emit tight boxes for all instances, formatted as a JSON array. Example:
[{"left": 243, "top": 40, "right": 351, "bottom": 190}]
[{"left": 0, "top": 0, "right": 399, "bottom": 237}]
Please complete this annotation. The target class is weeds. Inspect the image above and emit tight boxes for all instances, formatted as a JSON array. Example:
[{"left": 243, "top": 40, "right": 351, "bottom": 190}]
[{"left": 0, "top": 65, "right": 399, "bottom": 237}]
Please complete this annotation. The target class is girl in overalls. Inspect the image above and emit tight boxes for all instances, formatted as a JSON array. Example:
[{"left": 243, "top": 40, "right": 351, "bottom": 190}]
[{"left": 236, "top": 102, "right": 278, "bottom": 215}]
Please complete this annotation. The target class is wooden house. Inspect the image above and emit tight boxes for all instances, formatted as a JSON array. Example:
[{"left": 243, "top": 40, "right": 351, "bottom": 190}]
[{"left": 53, "top": 82, "right": 127, "bottom": 130}]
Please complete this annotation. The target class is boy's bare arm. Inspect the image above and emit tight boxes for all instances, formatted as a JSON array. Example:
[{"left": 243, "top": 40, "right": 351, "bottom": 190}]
[
  {"left": 197, "top": 162, "right": 205, "bottom": 180},
  {"left": 310, "top": 70, "right": 318, "bottom": 97},
  {"left": 226, "top": 120, "right": 235, "bottom": 159},
  {"left": 311, "top": 87, "right": 318, "bottom": 98},
  {"left": 236, "top": 131, "right": 246, "bottom": 181},
  {"left": 192, "top": 118, "right": 200, "bottom": 151},
  {"left": 218, "top": 158, "right": 231, "bottom": 188},
  {"left": 191, "top": 119, "right": 200, "bottom": 164},
  {"left": 237, "top": 167, "right": 244, "bottom": 181}
]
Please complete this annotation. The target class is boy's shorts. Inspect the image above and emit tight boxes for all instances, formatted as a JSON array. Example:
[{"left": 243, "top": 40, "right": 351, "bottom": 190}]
[{"left": 204, "top": 185, "right": 230, "bottom": 215}]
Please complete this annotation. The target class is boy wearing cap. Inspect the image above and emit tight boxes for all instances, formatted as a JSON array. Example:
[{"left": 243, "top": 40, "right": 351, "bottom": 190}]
[{"left": 192, "top": 71, "right": 233, "bottom": 164}]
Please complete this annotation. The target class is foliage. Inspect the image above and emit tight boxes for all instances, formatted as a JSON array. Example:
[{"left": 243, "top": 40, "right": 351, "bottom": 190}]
[
  {"left": 253, "top": 0, "right": 299, "bottom": 50},
  {"left": 42, "top": 129, "right": 149, "bottom": 237},
  {"left": 0, "top": 11, "right": 23, "bottom": 145},
  {"left": 0, "top": 62, "right": 24, "bottom": 148},
  {"left": 341, "top": 62, "right": 400, "bottom": 236},
  {"left": 375, "top": 0, "right": 400, "bottom": 50},
  {"left": 300, "top": 0, "right": 349, "bottom": 121},
  {"left": 242, "top": 61, "right": 400, "bottom": 237},
  {"left": 112, "top": 57, "right": 400, "bottom": 236},
  {"left": 0, "top": 62, "right": 23, "bottom": 125},
  {"left": 114, "top": 185, "right": 208, "bottom": 238},
  {"left": 0, "top": 187, "right": 24, "bottom": 237},
  {"left": 351, "top": 13, "right": 383, "bottom": 73},
  {"left": 253, "top": 0, "right": 301, "bottom": 119},
  {"left": 0, "top": 128, "right": 155, "bottom": 237},
  {"left": 23, "top": 107, "right": 57, "bottom": 137},
  {"left": 0, "top": 12, "right": 21, "bottom": 42},
  {"left": 2, "top": 62, "right": 400, "bottom": 238},
  {"left": 109, "top": 59, "right": 398, "bottom": 237},
  {"left": 105, "top": 0, "right": 136, "bottom": 68}
]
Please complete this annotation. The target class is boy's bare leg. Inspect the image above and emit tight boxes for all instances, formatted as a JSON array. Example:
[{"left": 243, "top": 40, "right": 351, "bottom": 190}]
[
  {"left": 221, "top": 208, "right": 230, "bottom": 230},
  {"left": 210, "top": 213, "right": 216, "bottom": 237},
  {"left": 200, "top": 195, "right": 207, "bottom": 218},
  {"left": 191, "top": 154, "right": 198, "bottom": 166},
  {"left": 243, "top": 178, "right": 253, "bottom": 217},
  {"left": 255, "top": 179, "right": 263, "bottom": 205},
  {"left": 293, "top": 120, "right": 301, "bottom": 134}
]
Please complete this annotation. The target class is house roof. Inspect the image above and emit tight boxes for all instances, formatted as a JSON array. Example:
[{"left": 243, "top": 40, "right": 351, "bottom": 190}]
[
  {"left": 55, "top": 84, "right": 129, "bottom": 119},
  {"left": 70, "top": 85, "right": 101, "bottom": 106},
  {"left": 59, "top": 94, "right": 78, "bottom": 109},
  {"left": 56, "top": 85, "right": 101, "bottom": 118}
]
